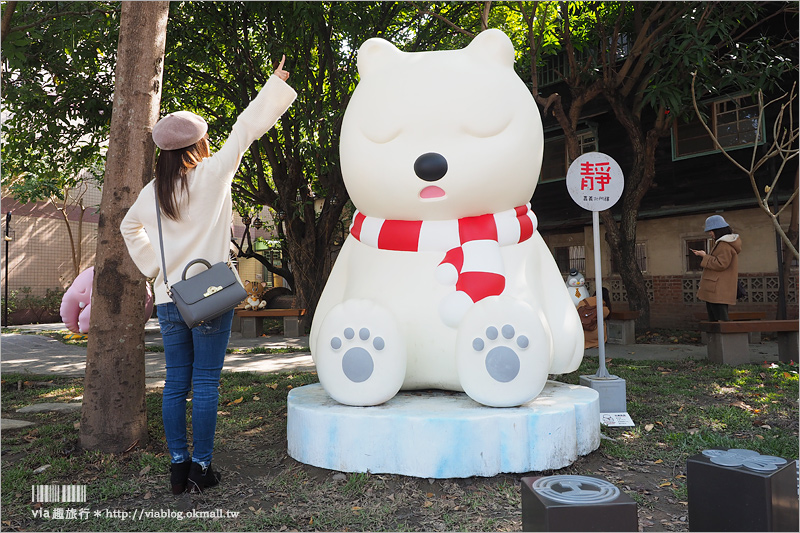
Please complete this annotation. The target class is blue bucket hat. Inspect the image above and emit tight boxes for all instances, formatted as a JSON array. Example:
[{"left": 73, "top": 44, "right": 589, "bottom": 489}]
[{"left": 704, "top": 215, "right": 729, "bottom": 232}]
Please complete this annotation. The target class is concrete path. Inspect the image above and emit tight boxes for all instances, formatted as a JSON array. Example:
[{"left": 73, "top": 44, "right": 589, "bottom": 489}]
[
  {"left": 0, "top": 320, "right": 782, "bottom": 431},
  {"left": 2, "top": 319, "right": 782, "bottom": 383},
  {"left": 2, "top": 319, "right": 315, "bottom": 387}
]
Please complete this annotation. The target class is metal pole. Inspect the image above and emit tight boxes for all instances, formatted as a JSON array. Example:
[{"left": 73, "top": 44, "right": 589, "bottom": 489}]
[
  {"left": 4, "top": 212, "right": 10, "bottom": 327},
  {"left": 593, "top": 210, "right": 610, "bottom": 378}
]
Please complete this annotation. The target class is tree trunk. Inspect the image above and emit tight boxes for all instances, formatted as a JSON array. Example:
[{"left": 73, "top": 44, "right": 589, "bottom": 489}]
[
  {"left": 285, "top": 202, "right": 346, "bottom": 332},
  {"left": 599, "top": 91, "right": 669, "bottom": 330},
  {"left": 80, "top": 1, "right": 169, "bottom": 453}
]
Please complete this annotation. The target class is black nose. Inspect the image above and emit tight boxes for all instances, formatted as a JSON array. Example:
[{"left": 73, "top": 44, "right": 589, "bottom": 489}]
[{"left": 414, "top": 152, "right": 448, "bottom": 182}]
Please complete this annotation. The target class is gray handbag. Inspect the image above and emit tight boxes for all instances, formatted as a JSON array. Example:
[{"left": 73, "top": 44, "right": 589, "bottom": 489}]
[{"left": 155, "top": 193, "right": 246, "bottom": 328}]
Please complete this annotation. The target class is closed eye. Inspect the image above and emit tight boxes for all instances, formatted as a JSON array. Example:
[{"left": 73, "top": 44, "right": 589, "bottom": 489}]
[
  {"left": 462, "top": 113, "right": 512, "bottom": 138},
  {"left": 362, "top": 124, "right": 401, "bottom": 144}
]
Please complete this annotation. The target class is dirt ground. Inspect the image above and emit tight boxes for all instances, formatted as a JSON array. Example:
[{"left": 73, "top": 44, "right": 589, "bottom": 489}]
[{"left": 92, "top": 437, "right": 691, "bottom": 532}]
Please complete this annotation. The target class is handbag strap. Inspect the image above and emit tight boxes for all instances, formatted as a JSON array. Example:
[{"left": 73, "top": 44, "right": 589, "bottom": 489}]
[{"left": 153, "top": 190, "right": 173, "bottom": 297}]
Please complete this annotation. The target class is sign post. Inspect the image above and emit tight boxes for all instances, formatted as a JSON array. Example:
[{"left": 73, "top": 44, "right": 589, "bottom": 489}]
[{"left": 566, "top": 153, "right": 632, "bottom": 424}]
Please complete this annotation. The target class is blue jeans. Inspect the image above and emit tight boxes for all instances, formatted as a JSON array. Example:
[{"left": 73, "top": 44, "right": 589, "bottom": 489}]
[{"left": 157, "top": 303, "right": 233, "bottom": 468}]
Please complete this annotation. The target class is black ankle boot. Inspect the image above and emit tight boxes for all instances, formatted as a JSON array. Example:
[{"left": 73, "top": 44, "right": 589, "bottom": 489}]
[
  {"left": 169, "top": 461, "right": 191, "bottom": 495},
  {"left": 187, "top": 462, "right": 221, "bottom": 493}
]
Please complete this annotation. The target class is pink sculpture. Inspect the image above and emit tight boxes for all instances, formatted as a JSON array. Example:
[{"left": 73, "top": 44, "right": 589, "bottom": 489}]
[{"left": 60, "top": 267, "right": 154, "bottom": 334}]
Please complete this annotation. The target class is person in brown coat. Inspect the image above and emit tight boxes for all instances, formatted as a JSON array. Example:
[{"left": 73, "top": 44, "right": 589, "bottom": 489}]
[{"left": 692, "top": 215, "right": 742, "bottom": 321}]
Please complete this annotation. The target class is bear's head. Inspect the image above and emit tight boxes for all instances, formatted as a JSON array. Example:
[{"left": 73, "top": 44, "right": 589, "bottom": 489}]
[{"left": 340, "top": 29, "right": 543, "bottom": 222}]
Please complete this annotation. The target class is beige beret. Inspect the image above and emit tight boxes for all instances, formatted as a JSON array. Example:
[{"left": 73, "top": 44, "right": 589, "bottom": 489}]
[{"left": 152, "top": 111, "right": 208, "bottom": 150}]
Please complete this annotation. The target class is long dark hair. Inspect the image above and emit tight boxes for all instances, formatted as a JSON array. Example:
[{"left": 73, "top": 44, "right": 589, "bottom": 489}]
[
  {"left": 155, "top": 138, "right": 210, "bottom": 220},
  {"left": 711, "top": 226, "right": 733, "bottom": 240}
]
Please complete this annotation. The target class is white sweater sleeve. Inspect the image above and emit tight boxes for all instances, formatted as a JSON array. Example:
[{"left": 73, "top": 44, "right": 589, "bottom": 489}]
[
  {"left": 120, "top": 186, "right": 160, "bottom": 279},
  {"left": 203, "top": 74, "right": 297, "bottom": 184}
]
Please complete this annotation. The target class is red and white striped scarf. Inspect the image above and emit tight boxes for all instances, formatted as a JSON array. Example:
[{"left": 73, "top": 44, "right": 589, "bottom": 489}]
[{"left": 349, "top": 204, "right": 537, "bottom": 304}]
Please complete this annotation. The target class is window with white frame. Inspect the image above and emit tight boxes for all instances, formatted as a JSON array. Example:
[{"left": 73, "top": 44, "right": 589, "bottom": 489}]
[
  {"left": 673, "top": 95, "right": 763, "bottom": 159},
  {"left": 541, "top": 129, "right": 598, "bottom": 182}
]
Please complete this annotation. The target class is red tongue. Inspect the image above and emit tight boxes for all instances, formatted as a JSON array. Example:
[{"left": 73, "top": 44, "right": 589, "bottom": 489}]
[{"left": 420, "top": 186, "right": 445, "bottom": 199}]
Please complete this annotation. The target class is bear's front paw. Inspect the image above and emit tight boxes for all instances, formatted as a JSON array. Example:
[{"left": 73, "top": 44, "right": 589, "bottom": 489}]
[
  {"left": 314, "top": 299, "right": 406, "bottom": 406},
  {"left": 456, "top": 297, "right": 551, "bottom": 407}
]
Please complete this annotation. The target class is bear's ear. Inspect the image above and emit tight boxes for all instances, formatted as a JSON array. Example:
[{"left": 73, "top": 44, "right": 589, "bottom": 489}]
[
  {"left": 466, "top": 28, "right": 515, "bottom": 67},
  {"left": 357, "top": 37, "right": 402, "bottom": 76}
]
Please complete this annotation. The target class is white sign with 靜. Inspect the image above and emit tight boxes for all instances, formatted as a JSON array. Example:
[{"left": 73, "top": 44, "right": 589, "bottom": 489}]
[{"left": 566, "top": 152, "right": 624, "bottom": 212}]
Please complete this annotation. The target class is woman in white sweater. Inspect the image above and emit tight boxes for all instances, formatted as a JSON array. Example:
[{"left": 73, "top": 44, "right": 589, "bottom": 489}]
[{"left": 121, "top": 57, "right": 296, "bottom": 495}]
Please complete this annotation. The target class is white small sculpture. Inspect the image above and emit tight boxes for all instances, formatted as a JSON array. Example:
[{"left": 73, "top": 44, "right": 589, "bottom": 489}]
[{"left": 566, "top": 268, "right": 590, "bottom": 305}]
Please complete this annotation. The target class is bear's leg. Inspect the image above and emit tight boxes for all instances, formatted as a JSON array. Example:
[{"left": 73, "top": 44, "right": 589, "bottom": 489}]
[
  {"left": 455, "top": 296, "right": 551, "bottom": 407},
  {"left": 314, "top": 299, "right": 406, "bottom": 406}
]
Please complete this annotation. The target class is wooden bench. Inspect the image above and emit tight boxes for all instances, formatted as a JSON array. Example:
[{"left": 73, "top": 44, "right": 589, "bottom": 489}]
[
  {"left": 606, "top": 310, "right": 640, "bottom": 345},
  {"left": 232, "top": 308, "right": 306, "bottom": 337},
  {"left": 699, "top": 320, "right": 799, "bottom": 365},
  {"left": 694, "top": 311, "right": 767, "bottom": 343}
]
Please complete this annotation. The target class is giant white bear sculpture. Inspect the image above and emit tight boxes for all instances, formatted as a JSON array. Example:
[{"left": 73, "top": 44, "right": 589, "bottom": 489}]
[{"left": 310, "top": 29, "right": 584, "bottom": 408}]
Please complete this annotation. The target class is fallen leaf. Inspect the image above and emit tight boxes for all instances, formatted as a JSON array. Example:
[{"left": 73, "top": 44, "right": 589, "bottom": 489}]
[
  {"left": 784, "top": 372, "right": 791, "bottom": 379},
  {"left": 688, "top": 428, "right": 700, "bottom": 435},
  {"left": 253, "top": 396, "right": 260, "bottom": 401},
  {"left": 139, "top": 465, "right": 151, "bottom": 476},
  {"left": 653, "top": 459, "right": 663, "bottom": 464},
  {"left": 143, "top": 491, "right": 151, "bottom": 499},
  {"left": 659, "top": 482, "right": 672, "bottom": 487},
  {"left": 351, "top": 506, "right": 362, "bottom": 511},
  {"left": 268, "top": 384, "right": 278, "bottom": 390},
  {"left": 287, "top": 385, "right": 293, "bottom": 390},
  {"left": 228, "top": 397, "right": 243, "bottom": 406},
  {"left": 645, "top": 424, "right": 654, "bottom": 432},
  {"left": 422, "top": 501, "right": 433, "bottom": 508},
  {"left": 33, "top": 465, "right": 51, "bottom": 474},
  {"left": 426, "top": 492, "right": 434, "bottom": 498}
]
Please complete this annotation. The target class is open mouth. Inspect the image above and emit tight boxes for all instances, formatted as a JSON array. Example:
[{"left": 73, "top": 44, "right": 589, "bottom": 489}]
[{"left": 419, "top": 186, "right": 446, "bottom": 199}]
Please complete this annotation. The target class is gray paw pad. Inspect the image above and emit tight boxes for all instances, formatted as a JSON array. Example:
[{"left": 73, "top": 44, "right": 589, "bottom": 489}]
[
  {"left": 472, "top": 325, "right": 529, "bottom": 383},
  {"left": 330, "top": 328, "right": 385, "bottom": 383}
]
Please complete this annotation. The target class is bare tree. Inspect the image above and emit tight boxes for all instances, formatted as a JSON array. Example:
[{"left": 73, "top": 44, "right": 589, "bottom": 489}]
[
  {"left": 80, "top": 1, "right": 169, "bottom": 453},
  {"left": 691, "top": 74, "right": 799, "bottom": 260},
  {"left": 691, "top": 74, "right": 799, "bottom": 318}
]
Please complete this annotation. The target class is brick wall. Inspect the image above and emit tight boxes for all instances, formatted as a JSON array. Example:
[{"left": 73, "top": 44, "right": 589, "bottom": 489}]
[{"left": 606, "top": 273, "right": 798, "bottom": 329}]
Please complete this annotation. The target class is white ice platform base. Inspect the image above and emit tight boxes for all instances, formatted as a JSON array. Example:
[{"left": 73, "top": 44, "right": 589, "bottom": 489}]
[{"left": 287, "top": 381, "right": 601, "bottom": 479}]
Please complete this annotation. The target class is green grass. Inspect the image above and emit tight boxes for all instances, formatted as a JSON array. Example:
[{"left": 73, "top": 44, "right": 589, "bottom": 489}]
[
  {"left": 2, "top": 358, "right": 797, "bottom": 531},
  {"left": 561, "top": 357, "right": 799, "bottom": 464}
]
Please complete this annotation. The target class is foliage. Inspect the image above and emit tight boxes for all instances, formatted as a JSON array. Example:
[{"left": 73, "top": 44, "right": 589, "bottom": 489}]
[
  {"left": 505, "top": 1, "right": 799, "bottom": 328},
  {"left": 1, "top": 2, "right": 119, "bottom": 201},
  {"left": 160, "top": 1, "right": 490, "bottom": 317},
  {"left": 1, "top": 287, "right": 65, "bottom": 319}
]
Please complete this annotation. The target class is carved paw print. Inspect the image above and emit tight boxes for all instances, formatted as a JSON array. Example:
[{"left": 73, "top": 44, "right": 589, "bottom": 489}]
[
  {"left": 330, "top": 327, "right": 386, "bottom": 383},
  {"left": 471, "top": 324, "right": 529, "bottom": 383},
  {"left": 456, "top": 296, "right": 551, "bottom": 407},
  {"left": 314, "top": 299, "right": 406, "bottom": 406}
]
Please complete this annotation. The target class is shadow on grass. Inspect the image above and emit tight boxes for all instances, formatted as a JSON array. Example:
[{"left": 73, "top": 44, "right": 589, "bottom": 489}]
[{"left": 1, "top": 358, "right": 797, "bottom": 532}]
